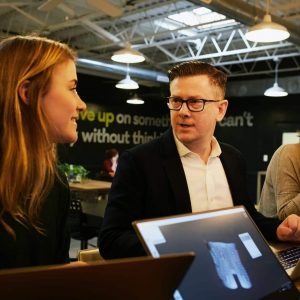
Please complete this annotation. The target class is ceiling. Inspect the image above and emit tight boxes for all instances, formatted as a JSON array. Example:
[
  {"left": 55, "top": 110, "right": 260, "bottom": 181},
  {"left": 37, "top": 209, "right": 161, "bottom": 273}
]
[{"left": 1, "top": 0, "right": 300, "bottom": 91}]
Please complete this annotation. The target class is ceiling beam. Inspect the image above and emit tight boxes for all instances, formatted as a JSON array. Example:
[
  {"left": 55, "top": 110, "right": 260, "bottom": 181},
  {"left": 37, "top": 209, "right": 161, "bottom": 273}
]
[{"left": 190, "top": 0, "right": 300, "bottom": 46}]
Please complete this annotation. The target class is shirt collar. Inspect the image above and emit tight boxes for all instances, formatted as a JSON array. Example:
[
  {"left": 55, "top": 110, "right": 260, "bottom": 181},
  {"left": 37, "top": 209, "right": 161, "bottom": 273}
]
[{"left": 173, "top": 131, "right": 222, "bottom": 158}]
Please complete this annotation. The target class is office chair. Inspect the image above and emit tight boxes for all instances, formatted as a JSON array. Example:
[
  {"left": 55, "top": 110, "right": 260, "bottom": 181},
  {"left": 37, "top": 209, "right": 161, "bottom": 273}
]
[{"left": 68, "top": 191, "right": 99, "bottom": 250}]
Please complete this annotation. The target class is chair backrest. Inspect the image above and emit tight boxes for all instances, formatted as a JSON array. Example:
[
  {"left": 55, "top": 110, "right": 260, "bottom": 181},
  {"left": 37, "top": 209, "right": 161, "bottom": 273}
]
[
  {"left": 68, "top": 191, "right": 100, "bottom": 250},
  {"left": 68, "top": 191, "right": 85, "bottom": 232},
  {"left": 70, "top": 197, "right": 82, "bottom": 211}
]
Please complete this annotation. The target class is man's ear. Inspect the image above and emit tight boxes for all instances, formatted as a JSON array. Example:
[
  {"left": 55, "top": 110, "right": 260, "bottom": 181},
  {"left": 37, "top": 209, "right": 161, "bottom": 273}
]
[
  {"left": 18, "top": 80, "right": 30, "bottom": 105},
  {"left": 216, "top": 99, "right": 228, "bottom": 122}
]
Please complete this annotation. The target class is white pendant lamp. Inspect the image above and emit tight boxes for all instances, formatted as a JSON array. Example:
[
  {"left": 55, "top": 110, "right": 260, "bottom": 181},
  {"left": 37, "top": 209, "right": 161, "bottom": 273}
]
[
  {"left": 115, "top": 64, "right": 139, "bottom": 90},
  {"left": 264, "top": 59, "right": 288, "bottom": 97},
  {"left": 126, "top": 94, "right": 144, "bottom": 104},
  {"left": 115, "top": 74, "right": 139, "bottom": 89},
  {"left": 264, "top": 82, "right": 288, "bottom": 97},
  {"left": 245, "top": 0, "right": 290, "bottom": 43},
  {"left": 111, "top": 42, "right": 145, "bottom": 64}
]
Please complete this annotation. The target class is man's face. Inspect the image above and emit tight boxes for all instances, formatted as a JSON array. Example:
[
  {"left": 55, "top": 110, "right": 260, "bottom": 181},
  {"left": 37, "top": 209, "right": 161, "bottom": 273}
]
[{"left": 169, "top": 74, "right": 228, "bottom": 152}]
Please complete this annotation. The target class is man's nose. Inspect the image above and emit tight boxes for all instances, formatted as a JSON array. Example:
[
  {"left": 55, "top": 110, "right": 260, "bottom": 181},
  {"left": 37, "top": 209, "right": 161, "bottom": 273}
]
[{"left": 179, "top": 101, "right": 190, "bottom": 114}]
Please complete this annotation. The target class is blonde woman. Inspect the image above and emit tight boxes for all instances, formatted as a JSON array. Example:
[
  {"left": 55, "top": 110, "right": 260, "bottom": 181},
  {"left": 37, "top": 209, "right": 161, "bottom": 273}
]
[{"left": 0, "top": 35, "right": 86, "bottom": 268}]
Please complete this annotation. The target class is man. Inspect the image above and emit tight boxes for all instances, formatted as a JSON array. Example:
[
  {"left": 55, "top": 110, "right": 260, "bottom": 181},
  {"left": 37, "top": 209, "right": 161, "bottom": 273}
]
[{"left": 99, "top": 61, "right": 300, "bottom": 259}]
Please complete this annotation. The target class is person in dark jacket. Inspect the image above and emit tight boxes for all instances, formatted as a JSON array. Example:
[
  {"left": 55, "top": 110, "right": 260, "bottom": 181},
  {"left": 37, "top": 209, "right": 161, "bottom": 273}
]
[{"left": 99, "top": 61, "right": 300, "bottom": 259}]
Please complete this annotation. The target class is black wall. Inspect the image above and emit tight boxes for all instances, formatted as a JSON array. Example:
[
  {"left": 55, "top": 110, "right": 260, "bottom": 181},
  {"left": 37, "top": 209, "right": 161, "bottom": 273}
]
[
  {"left": 215, "top": 95, "right": 300, "bottom": 202},
  {"left": 58, "top": 73, "right": 169, "bottom": 175},
  {"left": 59, "top": 72, "right": 300, "bottom": 204}
]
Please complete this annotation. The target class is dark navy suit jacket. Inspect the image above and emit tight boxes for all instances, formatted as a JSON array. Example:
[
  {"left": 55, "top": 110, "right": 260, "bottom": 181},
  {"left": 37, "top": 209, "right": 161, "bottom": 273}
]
[{"left": 99, "top": 128, "right": 280, "bottom": 259}]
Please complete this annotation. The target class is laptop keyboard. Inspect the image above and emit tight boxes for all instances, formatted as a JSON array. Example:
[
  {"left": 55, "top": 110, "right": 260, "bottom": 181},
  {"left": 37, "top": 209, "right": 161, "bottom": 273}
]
[{"left": 276, "top": 246, "right": 300, "bottom": 270}]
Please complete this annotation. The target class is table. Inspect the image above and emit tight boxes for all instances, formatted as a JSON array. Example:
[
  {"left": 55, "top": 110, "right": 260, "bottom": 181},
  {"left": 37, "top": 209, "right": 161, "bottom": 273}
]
[
  {"left": 69, "top": 179, "right": 112, "bottom": 218},
  {"left": 69, "top": 179, "right": 111, "bottom": 193}
]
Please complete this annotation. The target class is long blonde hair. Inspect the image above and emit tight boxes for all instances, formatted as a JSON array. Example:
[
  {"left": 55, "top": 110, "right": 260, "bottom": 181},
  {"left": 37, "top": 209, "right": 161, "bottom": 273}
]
[{"left": 0, "top": 35, "right": 76, "bottom": 235}]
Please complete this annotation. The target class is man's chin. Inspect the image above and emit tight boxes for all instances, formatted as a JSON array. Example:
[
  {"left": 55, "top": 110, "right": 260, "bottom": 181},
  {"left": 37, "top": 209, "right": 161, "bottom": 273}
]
[{"left": 175, "top": 132, "right": 193, "bottom": 144}]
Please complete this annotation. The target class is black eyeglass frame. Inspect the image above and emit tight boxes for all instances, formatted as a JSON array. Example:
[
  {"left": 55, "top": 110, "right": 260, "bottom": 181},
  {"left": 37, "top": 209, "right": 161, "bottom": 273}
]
[{"left": 166, "top": 97, "right": 222, "bottom": 112}]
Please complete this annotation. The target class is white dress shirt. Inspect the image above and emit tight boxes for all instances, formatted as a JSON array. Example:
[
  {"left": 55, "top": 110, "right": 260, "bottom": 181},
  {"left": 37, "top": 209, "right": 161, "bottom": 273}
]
[{"left": 174, "top": 134, "right": 233, "bottom": 212}]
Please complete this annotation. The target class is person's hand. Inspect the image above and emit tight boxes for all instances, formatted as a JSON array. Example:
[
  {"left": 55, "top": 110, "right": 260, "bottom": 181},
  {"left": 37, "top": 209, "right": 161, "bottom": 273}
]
[{"left": 277, "top": 214, "right": 300, "bottom": 242}]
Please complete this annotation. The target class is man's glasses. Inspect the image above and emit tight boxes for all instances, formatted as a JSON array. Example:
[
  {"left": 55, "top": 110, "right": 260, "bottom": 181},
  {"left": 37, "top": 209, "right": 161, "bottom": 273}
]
[{"left": 166, "top": 97, "right": 221, "bottom": 112}]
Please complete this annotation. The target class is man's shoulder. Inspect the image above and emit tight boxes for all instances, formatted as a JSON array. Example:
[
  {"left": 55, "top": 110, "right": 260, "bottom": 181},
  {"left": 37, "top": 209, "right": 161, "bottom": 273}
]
[
  {"left": 219, "top": 141, "right": 243, "bottom": 156},
  {"left": 126, "top": 129, "right": 172, "bottom": 155}
]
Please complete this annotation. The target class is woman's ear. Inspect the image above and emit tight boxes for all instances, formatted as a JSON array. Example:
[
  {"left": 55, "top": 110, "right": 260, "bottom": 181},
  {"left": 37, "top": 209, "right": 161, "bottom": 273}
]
[{"left": 18, "top": 80, "right": 30, "bottom": 105}]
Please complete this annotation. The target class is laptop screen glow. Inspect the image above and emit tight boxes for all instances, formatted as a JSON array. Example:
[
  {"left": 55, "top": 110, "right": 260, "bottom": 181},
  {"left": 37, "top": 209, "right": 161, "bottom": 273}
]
[{"left": 134, "top": 206, "right": 299, "bottom": 300}]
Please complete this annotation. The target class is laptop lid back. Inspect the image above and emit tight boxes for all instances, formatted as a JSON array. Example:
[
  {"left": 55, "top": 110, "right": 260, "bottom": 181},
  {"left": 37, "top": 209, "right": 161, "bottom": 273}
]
[{"left": 0, "top": 253, "right": 195, "bottom": 300}]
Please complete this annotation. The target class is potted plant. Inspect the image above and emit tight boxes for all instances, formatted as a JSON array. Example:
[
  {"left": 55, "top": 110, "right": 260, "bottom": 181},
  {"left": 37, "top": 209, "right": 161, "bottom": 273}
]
[{"left": 59, "top": 163, "right": 89, "bottom": 183}]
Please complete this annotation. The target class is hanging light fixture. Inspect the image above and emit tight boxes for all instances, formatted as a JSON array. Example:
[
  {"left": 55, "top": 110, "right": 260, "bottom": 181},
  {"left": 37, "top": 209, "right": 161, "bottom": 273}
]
[
  {"left": 126, "top": 94, "right": 144, "bottom": 104},
  {"left": 115, "top": 74, "right": 139, "bottom": 89},
  {"left": 111, "top": 42, "right": 145, "bottom": 64},
  {"left": 115, "top": 64, "right": 139, "bottom": 90},
  {"left": 245, "top": 0, "right": 290, "bottom": 43},
  {"left": 264, "top": 59, "right": 288, "bottom": 97}
]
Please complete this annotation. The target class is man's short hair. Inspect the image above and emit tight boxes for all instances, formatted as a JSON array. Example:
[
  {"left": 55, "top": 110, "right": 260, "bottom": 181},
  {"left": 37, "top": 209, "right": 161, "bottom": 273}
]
[{"left": 168, "top": 61, "right": 227, "bottom": 98}]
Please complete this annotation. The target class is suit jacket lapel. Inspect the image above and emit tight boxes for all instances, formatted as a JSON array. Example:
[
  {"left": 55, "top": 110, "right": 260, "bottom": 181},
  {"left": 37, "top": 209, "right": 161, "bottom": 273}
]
[
  {"left": 160, "top": 129, "right": 192, "bottom": 213},
  {"left": 219, "top": 144, "right": 239, "bottom": 205}
]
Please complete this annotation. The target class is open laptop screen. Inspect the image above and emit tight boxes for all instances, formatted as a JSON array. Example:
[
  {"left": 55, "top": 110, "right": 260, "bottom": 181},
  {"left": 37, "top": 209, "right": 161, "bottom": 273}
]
[{"left": 133, "top": 206, "right": 299, "bottom": 300}]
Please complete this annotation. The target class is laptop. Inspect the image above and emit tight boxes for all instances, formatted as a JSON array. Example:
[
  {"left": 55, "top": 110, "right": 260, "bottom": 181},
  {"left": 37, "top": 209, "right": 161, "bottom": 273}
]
[
  {"left": 270, "top": 243, "right": 300, "bottom": 280},
  {"left": 133, "top": 206, "right": 300, "bottom": 300},
  {"left": 0, "top": 253, "right": 195, "bottom": 300}
]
